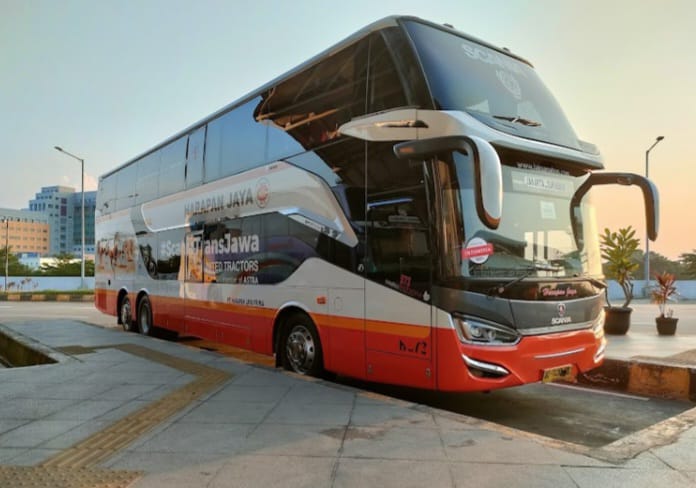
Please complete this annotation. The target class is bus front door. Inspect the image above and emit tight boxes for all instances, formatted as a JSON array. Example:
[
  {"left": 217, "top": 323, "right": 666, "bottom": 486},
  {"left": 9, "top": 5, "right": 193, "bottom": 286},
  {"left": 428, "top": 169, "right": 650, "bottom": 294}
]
[{"left": 363, "top": 189, "right": 434, "bottom": 389}]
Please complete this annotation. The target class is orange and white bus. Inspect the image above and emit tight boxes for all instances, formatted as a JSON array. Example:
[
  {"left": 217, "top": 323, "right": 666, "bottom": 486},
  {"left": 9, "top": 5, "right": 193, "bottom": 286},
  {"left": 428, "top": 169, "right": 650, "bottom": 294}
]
[{"left": 95, "top": 16, "right": 658, "bottom": 391}]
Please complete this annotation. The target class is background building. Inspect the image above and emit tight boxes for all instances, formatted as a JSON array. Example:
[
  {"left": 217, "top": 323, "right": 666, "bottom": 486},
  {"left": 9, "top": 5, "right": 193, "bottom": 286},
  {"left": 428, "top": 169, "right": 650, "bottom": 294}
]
[
  {"left": 72, "top": 190, "right": 96, "bottom": 258},
  {"left": 0, "top": 209, "right": 50, "bottom": 259},
  {"left": 27, "top": 186, "right": 96, "bottom": 258}
]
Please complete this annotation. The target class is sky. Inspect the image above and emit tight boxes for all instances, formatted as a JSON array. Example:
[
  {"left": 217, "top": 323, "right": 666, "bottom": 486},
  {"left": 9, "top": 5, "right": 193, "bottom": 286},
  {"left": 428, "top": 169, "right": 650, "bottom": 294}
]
[{"left": 1, "top": 0, "right": 694, "bottom": 259}]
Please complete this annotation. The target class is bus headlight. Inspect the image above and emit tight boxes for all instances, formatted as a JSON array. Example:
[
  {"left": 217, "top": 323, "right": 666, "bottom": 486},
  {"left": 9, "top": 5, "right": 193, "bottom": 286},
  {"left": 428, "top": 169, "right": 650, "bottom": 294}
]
[
  {"left": 453, "top": 315, "right": 520, "bottom": 345},
  {"left": 592, "top": 309, "right": 605, "bottom": 339}
]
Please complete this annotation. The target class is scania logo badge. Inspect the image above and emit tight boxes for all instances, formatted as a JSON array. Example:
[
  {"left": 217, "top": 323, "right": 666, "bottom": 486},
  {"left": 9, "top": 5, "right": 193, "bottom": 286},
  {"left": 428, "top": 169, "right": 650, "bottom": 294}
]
[{"left": 551, "top": 303, "right": 572, "bottom": 325}]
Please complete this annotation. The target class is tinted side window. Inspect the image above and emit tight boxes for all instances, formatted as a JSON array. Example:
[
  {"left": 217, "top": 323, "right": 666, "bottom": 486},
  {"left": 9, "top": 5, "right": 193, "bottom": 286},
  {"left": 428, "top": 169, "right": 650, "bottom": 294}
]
[
  {"left": 365, "top": 141, "right": 431, "bottom": 300},
  {"left": 186, "top": 126, "right": 206, "bottom": 189},
  {"left": 377, "top": 27, "right": 432, "bottom": 110},
  {"left": 159, "top": 138, "right": 187, "bottom": 196},
  {"left": 368, "top": 32, "right": 409, "bottom": 113},
  {"left": 203, "top": 216, "right": 262, "bottom": 284},
  {"left": 260, "top": 37, "right": 369, "bottom": 159},
  {"left": 98, "top": 175, "right": 117, "bottom": 216},
  {"left": 154, "top": 229, "right": 183, "bottom": 280},
  {"left": 136, "top": 152, "right": 160, "bottom": 205},
  {"left": 115, "top": 163, "right": 137, "bottom": 211},
  {"left": 205, "top": 97, "right": 267, "bottom": 182}
]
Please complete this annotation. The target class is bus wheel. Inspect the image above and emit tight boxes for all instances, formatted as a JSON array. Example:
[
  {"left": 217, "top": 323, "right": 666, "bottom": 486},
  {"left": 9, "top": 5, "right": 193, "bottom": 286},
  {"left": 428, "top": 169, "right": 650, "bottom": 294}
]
[
  {"left": 283, "top": 314, "right": 323, "bottom": 377},
  {"left": 119, "top": 296, "right": 135, "bottom": 332},
  {"left": 137, "top": 296, "right": 153, "bottom": 336}
]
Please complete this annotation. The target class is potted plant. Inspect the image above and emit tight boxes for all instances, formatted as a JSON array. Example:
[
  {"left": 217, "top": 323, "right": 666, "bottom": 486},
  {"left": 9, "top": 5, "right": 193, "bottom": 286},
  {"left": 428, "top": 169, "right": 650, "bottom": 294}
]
[
  {"left": 599, "top": 226, "right": 640, "bottom": 334},
  {"left": 651, "top": 271, "right": 679, "bottom": 335}
]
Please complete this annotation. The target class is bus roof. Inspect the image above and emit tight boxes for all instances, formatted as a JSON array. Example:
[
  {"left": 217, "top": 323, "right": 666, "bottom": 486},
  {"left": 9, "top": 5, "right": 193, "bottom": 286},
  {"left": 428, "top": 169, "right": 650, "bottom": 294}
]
[{"left": 101, "top": 15, "right": 531, "bottom": 181}]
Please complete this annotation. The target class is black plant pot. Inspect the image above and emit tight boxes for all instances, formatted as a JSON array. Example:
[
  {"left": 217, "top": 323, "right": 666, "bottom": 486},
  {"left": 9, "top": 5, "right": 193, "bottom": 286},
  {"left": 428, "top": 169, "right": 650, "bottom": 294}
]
[
  {"left": 604, "top": 307, "right": 632, "bottom": 335},
  {"left": 656, "top": 316, "right": 678, "bottom": 336}
]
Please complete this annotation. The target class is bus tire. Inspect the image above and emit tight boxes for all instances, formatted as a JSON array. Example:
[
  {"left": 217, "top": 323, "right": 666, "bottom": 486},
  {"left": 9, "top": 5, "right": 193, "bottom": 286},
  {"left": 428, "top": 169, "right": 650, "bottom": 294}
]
[
  {"left": 282, "top": 313, "right": 323, "bottom": 377},
  {"left": 137, "top": 296, "right": 154, "bottom": 336},
  {"left": 119, "top": 296, "right": 135, "bottom": 332}
]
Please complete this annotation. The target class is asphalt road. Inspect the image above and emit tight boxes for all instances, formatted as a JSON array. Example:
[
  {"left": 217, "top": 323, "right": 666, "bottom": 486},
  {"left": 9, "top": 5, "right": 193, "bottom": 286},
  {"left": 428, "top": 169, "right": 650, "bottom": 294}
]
[{"left": 338, "top": 379, "right": 691, "bottom": 447}]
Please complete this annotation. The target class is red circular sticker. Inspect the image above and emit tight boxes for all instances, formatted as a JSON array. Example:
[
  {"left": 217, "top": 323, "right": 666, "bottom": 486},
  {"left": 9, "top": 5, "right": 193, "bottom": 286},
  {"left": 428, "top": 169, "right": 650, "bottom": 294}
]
[
  {"left": 461, "top": 237, "right": 494, "bottom": 264},
  {"left": 255, "top": 178, "right": 270, "bottom": 208}
]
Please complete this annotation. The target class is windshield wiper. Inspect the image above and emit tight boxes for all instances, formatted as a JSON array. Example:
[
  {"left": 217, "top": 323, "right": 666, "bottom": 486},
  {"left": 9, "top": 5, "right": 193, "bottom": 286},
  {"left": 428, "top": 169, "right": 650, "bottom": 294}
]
[
  {"left": 488, "top": 262, "right": 562, "bottom": 297},
  {"left": 493, "top": 115, "right": 542, "bottom": 127}
]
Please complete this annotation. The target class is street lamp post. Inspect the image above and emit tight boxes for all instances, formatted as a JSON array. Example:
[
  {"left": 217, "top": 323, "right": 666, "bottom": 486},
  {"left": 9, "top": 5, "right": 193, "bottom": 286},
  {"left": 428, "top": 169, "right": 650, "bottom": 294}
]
[
  {"left": 2, "top": 219, "right": 8, "bottom": 292},
  {"left": 644, "top": 135, "right": 664, "bottom": 296},
  {"left": 54, "top": 146, "right": 86, "bottom": 289}
]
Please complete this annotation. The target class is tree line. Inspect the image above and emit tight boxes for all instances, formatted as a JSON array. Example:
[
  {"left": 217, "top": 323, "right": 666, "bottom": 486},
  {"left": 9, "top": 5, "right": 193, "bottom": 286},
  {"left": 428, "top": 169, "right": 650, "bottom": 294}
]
[
  {"left": 0, "top": 248, "right": 94, "bottom": 277},
  {"left": 625, "top": 250, "right": 696, "bottom": 280}
]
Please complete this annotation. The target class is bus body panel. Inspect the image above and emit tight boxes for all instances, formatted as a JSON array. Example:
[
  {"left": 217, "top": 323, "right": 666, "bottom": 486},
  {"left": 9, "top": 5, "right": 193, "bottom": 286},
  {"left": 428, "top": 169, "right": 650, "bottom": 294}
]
[{"left": 94, "top": 16, "right": 631, "bottom": 392}]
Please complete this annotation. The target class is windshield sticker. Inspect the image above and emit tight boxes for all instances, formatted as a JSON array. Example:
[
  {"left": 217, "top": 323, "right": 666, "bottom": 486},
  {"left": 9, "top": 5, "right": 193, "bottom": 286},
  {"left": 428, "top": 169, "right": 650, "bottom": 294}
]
[
  {"left": 460, "top": 40, "right": 528, "bottom": 78},
  {"left": 511, "top": 170, "right": 573, "bottom": 197},
  {"left": 462, "top": 237, "right": 494, "bottom": 264},
  {"left": 540, "top": 201, "right": 556, "bottom": 220},
  {"left": 384, "top": 275, "right": 431, "bottom": 302},
  {"left": 496, "top": 70, "right": 522, "bottom": 100},
  {"left": 515, "top": 162, "right": 569, "bottom": 176}
]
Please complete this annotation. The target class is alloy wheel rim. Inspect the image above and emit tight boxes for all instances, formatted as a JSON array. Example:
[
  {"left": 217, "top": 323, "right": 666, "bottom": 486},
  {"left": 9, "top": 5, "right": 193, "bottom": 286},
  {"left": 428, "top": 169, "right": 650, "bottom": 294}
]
[
  {"left": 140, "top": 304, "right": 150, "bottom": 334},
  {"left": 286, "top": 325, "right": 315, "bottom": 374},
  {"left": 121, "top": 300, "right": 131, "bottom": 328}
]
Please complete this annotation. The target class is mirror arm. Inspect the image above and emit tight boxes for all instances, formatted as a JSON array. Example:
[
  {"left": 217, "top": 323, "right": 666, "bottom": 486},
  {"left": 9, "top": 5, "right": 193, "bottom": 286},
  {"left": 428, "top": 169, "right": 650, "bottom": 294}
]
[
  {"left": 570, "top": 172, "right": 659, "bottom": 246},
  {"left": 393, "top": 136, "right": 501, "bottom": 229}
]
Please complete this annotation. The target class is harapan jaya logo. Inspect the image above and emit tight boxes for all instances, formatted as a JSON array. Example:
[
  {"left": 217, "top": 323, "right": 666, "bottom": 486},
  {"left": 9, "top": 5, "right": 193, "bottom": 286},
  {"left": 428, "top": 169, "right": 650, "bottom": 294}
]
[{"left": 184, "top": 187, "right": 255, "bottom": 217}]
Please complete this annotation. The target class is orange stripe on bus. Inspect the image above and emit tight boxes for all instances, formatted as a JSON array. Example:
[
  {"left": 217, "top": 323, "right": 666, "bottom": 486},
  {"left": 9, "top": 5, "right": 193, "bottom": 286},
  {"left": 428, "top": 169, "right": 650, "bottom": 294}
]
[
  {"left": 96, "top": 288, "right": 430, "bottom": 339},
  {"left": 314, "top": 313, "right": 429, "bottom": 338}
]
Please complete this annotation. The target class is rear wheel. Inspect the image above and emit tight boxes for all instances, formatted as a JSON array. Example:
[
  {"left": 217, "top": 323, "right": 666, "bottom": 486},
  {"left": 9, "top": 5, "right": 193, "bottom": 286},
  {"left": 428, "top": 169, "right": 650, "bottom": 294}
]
[
  {"left": 282, "top": 314, "right": 323, "bottom": 377},
  {"left": 137, "top": 296, "right": 153, "bottom": 336},
  {"left": 119, "top": 296, "right": 135, "bottom": 332}
]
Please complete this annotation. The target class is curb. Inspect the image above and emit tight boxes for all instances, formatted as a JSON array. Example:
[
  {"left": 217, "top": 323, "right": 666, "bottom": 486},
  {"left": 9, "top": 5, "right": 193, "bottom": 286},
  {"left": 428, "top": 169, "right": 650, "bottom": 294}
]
[
  {"left": 578, "top": 358, "right": 696, "bottom": 402},
  {"left": 0, "top": 294, "right": 94, "bottom": 302}
]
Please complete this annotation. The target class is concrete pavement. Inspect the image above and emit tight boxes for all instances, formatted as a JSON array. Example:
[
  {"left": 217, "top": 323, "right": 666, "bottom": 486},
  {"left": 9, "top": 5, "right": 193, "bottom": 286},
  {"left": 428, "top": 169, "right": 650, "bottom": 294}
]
[{"left": 0, "top": 302, "right": 694, "bottom": 487}]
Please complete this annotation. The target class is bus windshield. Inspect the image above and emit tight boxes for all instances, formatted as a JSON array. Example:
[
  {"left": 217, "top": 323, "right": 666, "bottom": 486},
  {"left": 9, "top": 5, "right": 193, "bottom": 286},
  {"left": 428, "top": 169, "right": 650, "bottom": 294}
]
[
  {"left": 403, "top": 20, "right": 582, "bottom": 151},
  {"left": 445, "top": 153, "right": 603, "bottom": 280}
]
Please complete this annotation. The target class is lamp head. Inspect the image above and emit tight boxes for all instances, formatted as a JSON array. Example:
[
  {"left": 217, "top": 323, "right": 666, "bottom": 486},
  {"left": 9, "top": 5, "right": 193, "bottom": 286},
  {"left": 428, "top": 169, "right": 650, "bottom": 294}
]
[{"left": 656, "top": 136, "right": 664, "bottom": 141}]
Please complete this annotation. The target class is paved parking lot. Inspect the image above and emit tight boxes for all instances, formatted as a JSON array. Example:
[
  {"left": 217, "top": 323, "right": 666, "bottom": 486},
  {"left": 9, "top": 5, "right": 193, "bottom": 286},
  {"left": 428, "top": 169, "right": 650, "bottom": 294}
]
[{"left": 0, "top": 301, "right": 695, "bottom": 487}]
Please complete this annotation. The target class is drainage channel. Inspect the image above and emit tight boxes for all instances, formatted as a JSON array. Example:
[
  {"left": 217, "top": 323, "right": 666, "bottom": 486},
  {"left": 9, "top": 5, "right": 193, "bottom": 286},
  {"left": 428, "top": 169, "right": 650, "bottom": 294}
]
[{"left": 0, "top": 325, "right": 58, "bottom": 368}]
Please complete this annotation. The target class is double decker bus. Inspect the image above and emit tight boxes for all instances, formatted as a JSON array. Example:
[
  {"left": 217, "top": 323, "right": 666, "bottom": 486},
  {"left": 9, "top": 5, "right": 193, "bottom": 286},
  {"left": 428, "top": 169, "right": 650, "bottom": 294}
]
[{"left": 95, "top": 16, "right": 658, "bottom": 391}]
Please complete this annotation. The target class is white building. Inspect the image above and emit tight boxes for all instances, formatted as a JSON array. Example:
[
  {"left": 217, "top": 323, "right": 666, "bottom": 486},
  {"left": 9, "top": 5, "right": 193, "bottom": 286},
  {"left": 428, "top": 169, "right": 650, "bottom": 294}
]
[{"left": 27, "top": 186, "right": 96, "bottom": 257}]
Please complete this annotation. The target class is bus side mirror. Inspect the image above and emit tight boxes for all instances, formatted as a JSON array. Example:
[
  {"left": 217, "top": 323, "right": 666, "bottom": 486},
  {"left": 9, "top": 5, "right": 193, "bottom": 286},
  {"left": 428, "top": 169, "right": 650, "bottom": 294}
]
[
  {"left": 394, "top": 136, "right": 503, "bottom": 230},
  {"left": 570, "top": 172, "right": 659, "bottom": 246}
]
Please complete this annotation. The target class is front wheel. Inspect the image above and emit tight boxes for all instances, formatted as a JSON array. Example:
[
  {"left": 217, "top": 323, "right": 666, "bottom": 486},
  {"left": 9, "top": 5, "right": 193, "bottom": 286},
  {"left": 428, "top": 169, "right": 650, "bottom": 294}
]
[
  {"left": 282, "top": 314, "right": 323, "bottom": 377},
  {"left": 137, "top": 296, "right": 154, "bottom": 336}
]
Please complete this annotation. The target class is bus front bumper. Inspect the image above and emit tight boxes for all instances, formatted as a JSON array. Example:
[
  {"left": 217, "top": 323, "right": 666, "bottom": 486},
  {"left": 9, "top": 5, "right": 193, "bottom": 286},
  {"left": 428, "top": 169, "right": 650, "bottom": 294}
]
[{"left": 437, "top": 327, "right": 605, "bottom": 392}]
